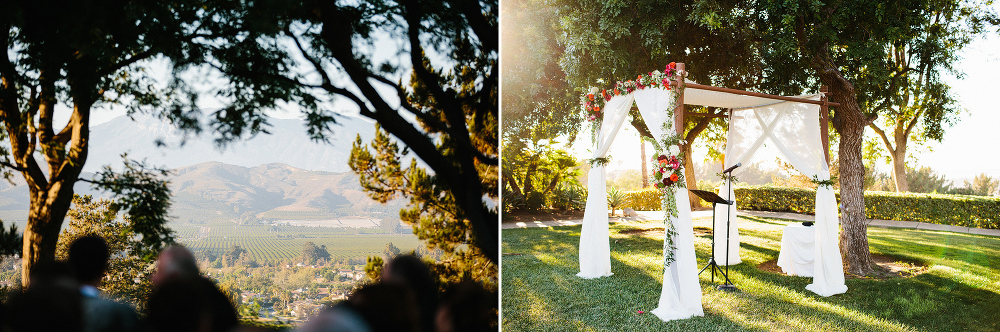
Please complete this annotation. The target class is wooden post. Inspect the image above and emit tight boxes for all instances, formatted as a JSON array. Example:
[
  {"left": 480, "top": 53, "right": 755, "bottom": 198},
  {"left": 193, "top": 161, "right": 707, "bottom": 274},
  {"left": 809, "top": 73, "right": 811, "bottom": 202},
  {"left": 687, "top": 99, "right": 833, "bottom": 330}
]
[
  {"left": 674, "top": 63, "right": 685, "bottom": 135},
  {"left": 820, "top": 85, "right": 831, "bottom": 166}
]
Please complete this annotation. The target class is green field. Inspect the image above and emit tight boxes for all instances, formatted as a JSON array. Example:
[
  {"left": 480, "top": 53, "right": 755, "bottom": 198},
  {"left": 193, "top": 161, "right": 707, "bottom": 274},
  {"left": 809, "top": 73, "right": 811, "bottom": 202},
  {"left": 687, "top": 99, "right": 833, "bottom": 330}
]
[
  {"left": 502, "top": 215, "right": 1000, "bottom": 331},
  {"left": 174, "top": 223, "right": 421, "bottom": 262}
]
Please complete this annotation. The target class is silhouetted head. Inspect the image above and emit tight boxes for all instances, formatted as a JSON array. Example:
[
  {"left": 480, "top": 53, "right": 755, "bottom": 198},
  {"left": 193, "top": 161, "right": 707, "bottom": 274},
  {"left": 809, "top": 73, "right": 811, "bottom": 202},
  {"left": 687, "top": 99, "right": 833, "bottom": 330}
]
[
  {"left": 152, "top": 245, "right": 200, "bottom": 286},
  {"left": 146, "top": 277, "right": 238, "bottom": 332},
  {"left": 7, "top": 261, "right": 83, "bottom": 332},
  {"left": 348, "top": 283, "right": 419, "bottom": 332},
  {"left": 436, "top": 280, "right": 496, "bottom": 332},
  {"left": 68, "top": 234, "right": 110, "bottom": 286},
  {"left": 381, "top": 255, "right": 437, "bottom": 332},
  {"left": 298, "top": 303, "right": 371, "bottom": 332}
]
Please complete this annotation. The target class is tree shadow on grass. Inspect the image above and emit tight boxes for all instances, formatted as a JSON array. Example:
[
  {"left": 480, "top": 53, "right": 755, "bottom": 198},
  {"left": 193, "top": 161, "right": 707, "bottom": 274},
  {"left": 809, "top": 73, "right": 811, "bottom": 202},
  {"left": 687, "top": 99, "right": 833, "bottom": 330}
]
[{"left": 502, "top": 226, "right": 753, "bottom": 331}]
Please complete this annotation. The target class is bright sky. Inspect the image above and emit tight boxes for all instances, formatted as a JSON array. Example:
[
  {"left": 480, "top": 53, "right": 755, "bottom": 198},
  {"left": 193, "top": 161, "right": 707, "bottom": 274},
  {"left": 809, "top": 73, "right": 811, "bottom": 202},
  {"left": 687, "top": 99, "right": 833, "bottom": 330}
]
[{"left": 567, "top": 25, "right": 1000, "bottom": 184}]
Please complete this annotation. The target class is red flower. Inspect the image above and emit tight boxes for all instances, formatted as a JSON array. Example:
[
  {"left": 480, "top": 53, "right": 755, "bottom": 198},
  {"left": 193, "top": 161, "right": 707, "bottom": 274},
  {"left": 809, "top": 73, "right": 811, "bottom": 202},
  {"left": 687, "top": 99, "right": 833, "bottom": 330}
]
[
  {"left": 587, "top": 93, "right": 595, "bottom": 101},
  {"left": 594, "top": 106, "right": 601, "bottom": 113},
  {"left": 637, "top": 74, "right": 643, "bottom": 80},
  {"left": 662, "top": 178, "right": 674, "bottom": 186},
  {"left": 670, "top": 173, "right": 679, "bottom": 182},
  {"left": 614, "top": 88, "right": 620, "bottom": 95}
]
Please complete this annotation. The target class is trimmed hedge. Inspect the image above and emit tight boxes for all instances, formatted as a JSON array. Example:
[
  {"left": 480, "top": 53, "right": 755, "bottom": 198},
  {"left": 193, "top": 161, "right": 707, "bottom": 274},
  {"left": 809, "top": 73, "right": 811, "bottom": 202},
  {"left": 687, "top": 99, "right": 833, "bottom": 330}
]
[
  {"left": 625, "top": 188, "right": 663, "bottom": 211},
  {"left": 736, "top": 185, "right": 1000, "bottom": 229},
  {"left": 624, "top": 185, "right": 1000, "bottom": 229}
]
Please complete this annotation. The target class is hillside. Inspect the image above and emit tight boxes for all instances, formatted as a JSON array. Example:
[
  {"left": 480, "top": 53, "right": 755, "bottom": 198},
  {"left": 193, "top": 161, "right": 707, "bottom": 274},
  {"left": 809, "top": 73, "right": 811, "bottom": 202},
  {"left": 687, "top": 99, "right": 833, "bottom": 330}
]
[
  {"left": 86, "top": 113, "right": 376, "bottom": 173},
  {"left": 0, "top": 162, "right": 407, "bottom": 227},
  {"left": 170, "top": 162, "right": 406, "bottom": 224}
]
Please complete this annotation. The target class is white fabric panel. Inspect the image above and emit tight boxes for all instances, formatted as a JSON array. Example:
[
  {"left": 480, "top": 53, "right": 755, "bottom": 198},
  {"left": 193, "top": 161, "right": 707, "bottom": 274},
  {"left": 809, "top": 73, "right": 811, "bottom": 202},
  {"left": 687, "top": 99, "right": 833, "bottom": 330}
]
[
  {"left": 633, "top": 88, "right": 675, "bottom": 142},
  {"left": 805, "top": 185, "right": 848, "bottom": 296},
  {"left": 651, "top": 187, "right": 704, "bottom": 321},
  {"left": 578, "top": 93, "right": 634, "bottom": 279},
  {"left": 777, "top": 224, "right": 815, "bottom": 277},
  {"left": 725, "top": 94, "right": 847, "bottom": 296},
  {"left": 712, "top": 179, "right": 741, "bottom": 265}
]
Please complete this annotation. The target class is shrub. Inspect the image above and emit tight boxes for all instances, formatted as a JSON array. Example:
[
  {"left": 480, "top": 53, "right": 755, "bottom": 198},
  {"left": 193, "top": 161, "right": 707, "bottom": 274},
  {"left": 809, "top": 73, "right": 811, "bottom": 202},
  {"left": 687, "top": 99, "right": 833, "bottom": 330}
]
[
  {"left": 625, "top": 188, "right": 662, "bottom": 211},
  {"left": 551, "top": 184, "right": 586, "bottom": 210},
  {"left": 607, "top": 187, "right": 628, "bottom": 216},
  {"left": 735, "top": 185, "right": 1000, "bottom": 229},
  {"left": 525, "top": 192, "right": 546, "bottom": 211}
]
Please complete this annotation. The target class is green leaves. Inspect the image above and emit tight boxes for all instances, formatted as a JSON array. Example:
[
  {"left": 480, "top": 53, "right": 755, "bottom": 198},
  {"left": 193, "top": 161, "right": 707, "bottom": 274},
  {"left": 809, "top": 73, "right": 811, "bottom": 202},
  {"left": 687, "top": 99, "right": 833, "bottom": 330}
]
[{"left": 87, "top": 155, "right": 174, "bottom": 260}]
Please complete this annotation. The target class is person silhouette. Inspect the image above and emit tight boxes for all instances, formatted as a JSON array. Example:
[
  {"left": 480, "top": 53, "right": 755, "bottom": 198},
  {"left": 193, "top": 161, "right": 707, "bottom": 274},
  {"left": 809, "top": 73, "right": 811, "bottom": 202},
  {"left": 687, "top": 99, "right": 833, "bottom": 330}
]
[{"left": 68, "top": 234, "right": 140, "bottom": 332}]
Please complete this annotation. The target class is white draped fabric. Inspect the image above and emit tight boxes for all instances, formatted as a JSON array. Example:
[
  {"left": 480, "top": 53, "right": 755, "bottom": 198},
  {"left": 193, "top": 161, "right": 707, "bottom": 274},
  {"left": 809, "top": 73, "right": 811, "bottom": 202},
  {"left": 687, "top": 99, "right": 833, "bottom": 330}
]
[
  {"left": 713, "top": 179, "right": 741, "bottom": 265},
  {"left": 725, "top": 95, "right": 847, "bottom": 296},
  {"left": 578, "top": 88, "right": 703, "bottom": 320},
  {"left": 777, "top": 224, "right": 815, "bottom": 276},
  {"left": 577, "top": 93, "right": 634, "bottom": 279},
  {"left": 650, "top": 188, "right": 704, "bottom": 321}
]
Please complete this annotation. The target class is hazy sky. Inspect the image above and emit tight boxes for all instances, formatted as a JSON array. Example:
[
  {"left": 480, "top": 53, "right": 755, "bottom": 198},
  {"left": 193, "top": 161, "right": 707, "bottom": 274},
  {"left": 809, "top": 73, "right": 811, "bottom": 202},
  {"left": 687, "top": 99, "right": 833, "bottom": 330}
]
[{"left": 567, "top": 19, "right": 1000, "bottom": 184}]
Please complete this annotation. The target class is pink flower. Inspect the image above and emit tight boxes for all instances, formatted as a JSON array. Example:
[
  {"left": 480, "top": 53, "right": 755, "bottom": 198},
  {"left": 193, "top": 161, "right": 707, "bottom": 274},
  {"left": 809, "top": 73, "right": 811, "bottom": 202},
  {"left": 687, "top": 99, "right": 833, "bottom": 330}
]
[{"left": 637, "top": 310, "right": 646, "bottom": 314}]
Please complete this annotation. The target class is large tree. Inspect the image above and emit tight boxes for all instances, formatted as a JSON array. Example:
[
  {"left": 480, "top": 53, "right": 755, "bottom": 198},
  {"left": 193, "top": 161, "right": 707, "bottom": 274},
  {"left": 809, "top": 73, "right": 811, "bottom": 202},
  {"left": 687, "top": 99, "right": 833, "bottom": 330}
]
[
  {"left": 751, "top": 0, "right": 997, "bottom": 274},
  {"left": 501, "top": 0, "right": 582, "bottom": 202},
  {"left": 858, "top": 1, "right": 991, "bottom": 192},
  {"left": 201, "top": 0, "right": 498, "bottom": 266},
  {"left": 0, "top": 0, "right": 212, "bottom": 286}
]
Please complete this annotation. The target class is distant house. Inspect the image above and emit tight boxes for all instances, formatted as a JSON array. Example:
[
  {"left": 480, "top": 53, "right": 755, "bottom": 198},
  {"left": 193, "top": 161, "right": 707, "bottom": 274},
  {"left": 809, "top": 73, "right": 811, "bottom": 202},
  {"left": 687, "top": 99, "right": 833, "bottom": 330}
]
[
  {"left": 288, "top": 300, "right": 322, "bottom": 319},
  {"left": 337, "top": 269, "right": 364, "bottom": 281}
]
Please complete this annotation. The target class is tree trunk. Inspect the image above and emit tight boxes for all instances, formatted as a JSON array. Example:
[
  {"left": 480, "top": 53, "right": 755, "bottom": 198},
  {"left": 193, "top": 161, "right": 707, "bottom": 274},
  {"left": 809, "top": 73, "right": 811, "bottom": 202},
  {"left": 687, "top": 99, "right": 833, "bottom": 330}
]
[
  {"left": 503, "top": 172, "right": 523, "bottom": 197},
  {"left": 682, "top": 142, "right": 700, "bottom": 208},
  {"left": 891, "top": 127, "right": 909, "bottom": 192},
  {"left": 21, "top": 179, "right": 78, "bottom": 287},
  {"left": 640, "top": 138, "right": 649, "bottom": 188},
  {"left": 815, "top": 55, "right": 877, "bottom": 276},
  {"left": 523, "top": 161, "right": 538, "bottom": 195},
  {"left": 682, "top": 107, "right": 721, "bottom": 209},
  {"left": 890, "top": 148, "right": 909, "bottom": 192}
]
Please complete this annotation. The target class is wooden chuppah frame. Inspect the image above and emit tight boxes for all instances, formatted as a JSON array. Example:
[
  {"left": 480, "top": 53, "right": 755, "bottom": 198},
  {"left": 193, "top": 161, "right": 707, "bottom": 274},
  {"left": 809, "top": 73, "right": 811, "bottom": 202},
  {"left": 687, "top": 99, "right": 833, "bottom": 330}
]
[{"left": 669, "top": 63, "right": 840, "bottom": 165}]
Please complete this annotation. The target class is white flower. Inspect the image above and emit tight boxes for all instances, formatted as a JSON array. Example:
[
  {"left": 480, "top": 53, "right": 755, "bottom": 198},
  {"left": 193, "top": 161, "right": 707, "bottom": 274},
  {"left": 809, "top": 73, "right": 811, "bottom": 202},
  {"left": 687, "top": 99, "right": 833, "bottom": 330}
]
[
  {"left": 589, "top": 87, "right": 599, "bottom": 95},
  {"left": 653, "top": 70, "right": 662, "bottom": 76},
  {"left": 668, "top": 145, "right": 680, "bottom": 156}
]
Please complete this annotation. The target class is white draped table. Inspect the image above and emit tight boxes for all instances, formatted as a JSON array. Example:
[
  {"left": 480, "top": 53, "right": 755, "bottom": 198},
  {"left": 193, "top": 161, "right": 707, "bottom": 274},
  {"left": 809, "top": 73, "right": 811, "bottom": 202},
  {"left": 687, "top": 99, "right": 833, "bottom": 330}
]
[{"left": 776, "top": 224, "right": 815, "bottom": 277}]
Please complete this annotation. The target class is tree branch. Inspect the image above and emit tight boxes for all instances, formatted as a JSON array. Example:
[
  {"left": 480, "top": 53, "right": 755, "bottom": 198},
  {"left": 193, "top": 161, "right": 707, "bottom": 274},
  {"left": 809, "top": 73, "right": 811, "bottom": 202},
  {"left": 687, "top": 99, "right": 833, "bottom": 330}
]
[{"left": 868, "top": 122, "right": 895, "bottom": 153}]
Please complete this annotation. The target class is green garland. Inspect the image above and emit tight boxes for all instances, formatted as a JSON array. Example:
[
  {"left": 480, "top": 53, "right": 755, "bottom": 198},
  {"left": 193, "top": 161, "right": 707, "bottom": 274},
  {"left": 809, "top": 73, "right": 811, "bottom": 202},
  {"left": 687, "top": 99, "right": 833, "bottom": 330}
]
[
  {"left": 811, "top": 174, "right": 837, "bottom": 188},
  {"left": 586, "top": 156, "right": 613, "bottom": 168}
]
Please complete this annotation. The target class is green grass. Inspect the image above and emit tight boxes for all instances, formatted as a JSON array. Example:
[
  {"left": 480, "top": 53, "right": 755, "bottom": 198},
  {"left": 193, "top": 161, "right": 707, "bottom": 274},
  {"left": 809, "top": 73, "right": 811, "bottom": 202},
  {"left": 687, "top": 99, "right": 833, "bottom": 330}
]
[{"left": 501, "top": 215, "right": 1000, "bottom": 331}]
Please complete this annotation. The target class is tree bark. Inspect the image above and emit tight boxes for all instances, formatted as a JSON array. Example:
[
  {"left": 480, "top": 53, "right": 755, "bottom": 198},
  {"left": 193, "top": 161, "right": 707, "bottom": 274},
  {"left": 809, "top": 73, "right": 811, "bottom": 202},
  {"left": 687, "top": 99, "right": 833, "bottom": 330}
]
[
  {"left": 812, "top": 52, "right": 877, "bottom": 276},
  {"left": 869, "top": 119, "right": 911, "bottom": 192},
  {"left": 682, "top": 107, "right": 721, "bottom": 208},
  {"left": 640, "top": 138, "right": 648, "bottom": 188}
]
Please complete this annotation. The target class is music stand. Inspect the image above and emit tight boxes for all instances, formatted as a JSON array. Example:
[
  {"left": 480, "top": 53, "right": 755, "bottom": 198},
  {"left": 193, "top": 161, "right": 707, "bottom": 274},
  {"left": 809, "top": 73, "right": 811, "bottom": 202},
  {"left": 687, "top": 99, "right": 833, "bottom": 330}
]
[{"left": 689, "top": 189, "right": 738, "bottom": 291}]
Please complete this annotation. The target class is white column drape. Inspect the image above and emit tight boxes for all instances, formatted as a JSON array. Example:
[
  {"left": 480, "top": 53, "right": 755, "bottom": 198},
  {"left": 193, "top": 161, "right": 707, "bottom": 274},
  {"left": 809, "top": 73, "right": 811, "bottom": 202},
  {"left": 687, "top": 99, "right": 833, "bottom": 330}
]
[
  {"left": 634, "top": 88, "right": 703, "bottom": 321},
  {"left": 713, "top": 179, "right": 741, "bottom": 265},
  {"left": 578, "top": 93, "right": 635, "bottom": 279},
  {"left": 649, "top": 187, "right": 704, "bottom": 321},
  {"left": 725, "top": 95, "right": 847, "bottom": 296}
]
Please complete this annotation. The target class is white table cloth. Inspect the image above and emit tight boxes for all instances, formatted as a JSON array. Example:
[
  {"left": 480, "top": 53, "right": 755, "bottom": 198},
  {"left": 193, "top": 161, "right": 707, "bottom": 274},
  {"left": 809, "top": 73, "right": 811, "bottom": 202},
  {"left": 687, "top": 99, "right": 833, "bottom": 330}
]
[{"left": 777, "top": 224, "right": 815, "bottom": 277}]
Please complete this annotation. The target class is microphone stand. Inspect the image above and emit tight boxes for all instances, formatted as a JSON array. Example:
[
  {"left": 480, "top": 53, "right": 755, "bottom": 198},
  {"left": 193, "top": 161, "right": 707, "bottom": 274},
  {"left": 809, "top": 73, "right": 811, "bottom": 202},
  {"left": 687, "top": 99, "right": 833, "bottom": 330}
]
[{"left": 717, "top": 172, "right": 738, "bottom": 292}]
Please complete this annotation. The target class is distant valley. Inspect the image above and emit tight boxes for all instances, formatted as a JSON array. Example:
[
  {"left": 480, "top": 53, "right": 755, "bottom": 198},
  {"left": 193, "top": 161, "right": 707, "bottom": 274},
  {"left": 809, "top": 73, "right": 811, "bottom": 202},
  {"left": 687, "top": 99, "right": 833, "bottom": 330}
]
[{"left": 0, "top": 113, "right": 409, "bottom": 229}]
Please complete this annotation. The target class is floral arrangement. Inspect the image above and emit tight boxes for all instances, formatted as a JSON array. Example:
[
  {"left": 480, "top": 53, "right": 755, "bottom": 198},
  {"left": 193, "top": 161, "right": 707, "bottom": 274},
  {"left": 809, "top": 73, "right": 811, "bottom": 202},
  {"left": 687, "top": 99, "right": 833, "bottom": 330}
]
[
  {"left": 580, "top": 62, "right": 679, "bottom": 123},
  {"left": 651, "top": 128, "right": 687, "bottom": 267},
  {"left": 652, "top": 145, "right": 684, "bottom": 190}
]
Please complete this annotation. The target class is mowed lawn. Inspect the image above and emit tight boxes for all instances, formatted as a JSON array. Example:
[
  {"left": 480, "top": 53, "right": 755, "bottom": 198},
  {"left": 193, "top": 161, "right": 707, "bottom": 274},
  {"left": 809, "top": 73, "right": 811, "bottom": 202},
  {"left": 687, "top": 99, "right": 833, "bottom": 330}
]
[{"left": 501, "top": 215, "right": 1000, "bottom": 331}]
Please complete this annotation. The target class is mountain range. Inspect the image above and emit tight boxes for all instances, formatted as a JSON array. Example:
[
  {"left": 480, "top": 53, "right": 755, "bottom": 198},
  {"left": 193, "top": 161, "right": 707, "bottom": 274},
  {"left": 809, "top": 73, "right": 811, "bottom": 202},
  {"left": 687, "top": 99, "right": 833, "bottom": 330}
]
[
  {"left": 0, "top": 114, "right": 407, "bottom": 226},
  {"left": 86, "top": 113, "right": 377, "bottom": 173}
]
